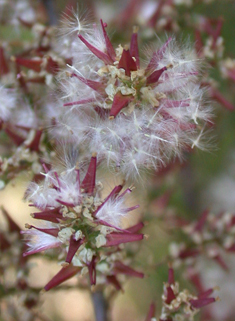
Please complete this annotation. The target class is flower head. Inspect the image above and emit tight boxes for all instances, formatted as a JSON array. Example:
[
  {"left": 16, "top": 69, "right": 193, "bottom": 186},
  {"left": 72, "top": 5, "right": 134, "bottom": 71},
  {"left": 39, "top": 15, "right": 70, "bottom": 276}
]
[
  {"left": 48, "top": 16, "right": 213, "bottom": 179},
  {"left": 23, "top": 153, "right": 144, "bottom": 289},
  {"left": 160, "top": 267, "right": 218, "bottom": 321}
]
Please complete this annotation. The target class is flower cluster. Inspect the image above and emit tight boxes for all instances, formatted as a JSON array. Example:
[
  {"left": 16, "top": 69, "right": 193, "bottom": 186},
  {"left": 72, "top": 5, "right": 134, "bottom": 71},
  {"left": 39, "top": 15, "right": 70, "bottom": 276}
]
[
  {"left": 144, "top": 267, "right": 217, "bottom": 321},
  {"left": 0, "top": 12, "right": 68, "bottom": 187},
  {"left": 47, "top": 15, "right": 212, "bottom": 179},
  {"left": 0, "top": 94, "right": 46, "bottom": 188},
  {"left": 160, "top": 268, "right": 217, "bottom": 321},
  {"left": 169, "top": 209, "right": 235, "bottom": 271},
  {"left": 23, "top": 153, "right": 144, "bottom": 290}
]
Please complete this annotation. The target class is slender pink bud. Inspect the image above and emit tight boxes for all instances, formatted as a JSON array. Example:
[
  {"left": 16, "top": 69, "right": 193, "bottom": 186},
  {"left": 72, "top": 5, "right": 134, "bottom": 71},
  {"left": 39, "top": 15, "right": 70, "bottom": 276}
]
[
  {"left": 0, "top": 46, "right": 9, "bottom": 75},
  {"left": 145, "top": 302, "right": 156, "bottom": 321},
  {"left": 81, "top": 154, "right": 97, "bottom": 194},
  {"left": 71, "top": 73, "right": 105, "bottom": 93},
  {"left": 44, "top": 265, "right": 80, "bottom": 291},
  {"left": 190, "top": 297, "right": 216, "bottom": 309},
  {"left": 25, "top": 224, "right": 59, "bottom": 237},
  {"left": 168, "top": 267, "right": 175, "bottom": 285},
  {"left": 31, "top": 209, "right": 63, "bottom": 223},
  {"left": 118, "top": 49, "right": 137, "bottom": 76},
  {"left": 114, "top": 261, "right": 144, "bottom": 278},
  {"left": 95, "top": 219, "right": 129, "bottom": 233},
  {"left": 45, "top": 56, "right": 60, "bottom": 74},
  {"left": 146, "top": 37, "right": 172, "bottom": 72},
  {"left": 165, "top": 286, "right": 176, "bottom": 304},
  {"left": 105, "top": 231, "right": 143, "bottom": 247},
  {"left": 100, "top": 19, "right": 116, "bottom": 61},
  {"left": 210, "top": 88, "right": 235, "bottom": 111},
  {"left": 65, "top": 236, "right": 84, "bottom": 264},
  {"left": 12, "top": 57, "right": 42, "bottom": 72},
  {"left": 4, "top": 126, "right": 25, "bottom": 146},
  {"left": 63, "top": 98, "right": 95, "bottom": 107},
  {"left": 212, "top": 253, "right": 229, "bottom": 271},
  {"left": 109, "top": 92, "right": 133, "bottom": 118},
  {"left": 102, "top": 184, "right": 124, "bottom": 204},
  {"left": 78, "top": 34, "right": 113, "bottom": 64},
  {"left": 130, "top": 26, "right": 140, "bottom": 68},
  {"left": 147, "top": 0, "right": 165, "bottom": 28},
  {"left": 126, "top": 222, "right": 144, "bottom": 233},
  {"left": 146, "top": 67, "right": 167, "bottom": 85},
  {"left": 198, "top": 288, "right": 215, "bottom": 299}
]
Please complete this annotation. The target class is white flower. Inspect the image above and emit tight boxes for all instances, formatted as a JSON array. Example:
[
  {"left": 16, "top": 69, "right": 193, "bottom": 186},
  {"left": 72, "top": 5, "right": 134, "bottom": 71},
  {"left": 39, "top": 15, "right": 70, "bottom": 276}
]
[{"left": 48, "top": 18, "right": 213, "bottom": 180}]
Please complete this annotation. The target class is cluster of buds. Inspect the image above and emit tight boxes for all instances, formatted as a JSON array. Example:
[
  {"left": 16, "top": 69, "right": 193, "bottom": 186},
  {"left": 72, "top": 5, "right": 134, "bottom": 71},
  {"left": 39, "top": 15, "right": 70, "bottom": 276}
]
[
  {"left": 195, "top": 17, "right": 224, "bottom": 60},
  {"left": 0, "top": 207, "right": 41, "bottom": 321},
  {"left": 169, "top": 209, "right": 235, "bottom": 271},
  {"left": 23, "top": 153, "right": 144, "bottom": 291},
  {"left": 0, "top": 11, "right": 67, "bottom": 91},
  {"left": 160, "top": 267, "right": 218, "bottom": 321},
  {"left": 145, "top": 267, "right": 217, "bottom": 321},
  {"left": 119, "top": 0, "right": 234, "bottom": 114},
  {"left": 48, "top": 14, "right": 212, "bottom": 180},
  {"left": 140, "top": 0, "right": 180, "bottom": 32},
  {"left": 0, "top": 6, "right": 71, "bottom": 187},
  {"left": 116, "top": 0, "right": 235, "bottom": 113},
  {"left": 193, "top": 16, "right": 235, "bottom": 111},
  {"left": 0, "top": 121, "right": 46, "bottom": 188},
  {"left": 0, "top": 87, "right": 48, "bottom": 188}
]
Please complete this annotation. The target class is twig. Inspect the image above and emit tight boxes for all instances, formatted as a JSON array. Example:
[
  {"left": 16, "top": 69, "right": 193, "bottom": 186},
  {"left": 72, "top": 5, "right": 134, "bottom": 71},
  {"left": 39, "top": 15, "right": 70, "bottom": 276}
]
[{"left": 91, "top": 290, "right": 108, "bottom": 321}]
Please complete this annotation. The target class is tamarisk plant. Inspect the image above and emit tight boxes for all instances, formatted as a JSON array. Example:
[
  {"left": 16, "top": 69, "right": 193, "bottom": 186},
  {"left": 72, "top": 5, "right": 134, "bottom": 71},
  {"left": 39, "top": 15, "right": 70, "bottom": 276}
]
[{"left": 0, "top": 2, "right": 224, "bottom": 320}]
